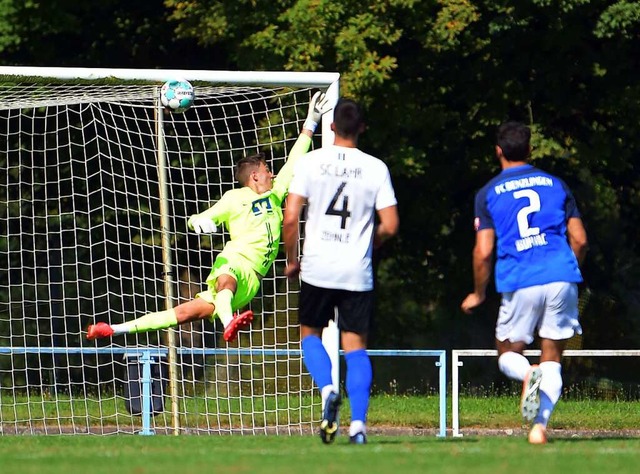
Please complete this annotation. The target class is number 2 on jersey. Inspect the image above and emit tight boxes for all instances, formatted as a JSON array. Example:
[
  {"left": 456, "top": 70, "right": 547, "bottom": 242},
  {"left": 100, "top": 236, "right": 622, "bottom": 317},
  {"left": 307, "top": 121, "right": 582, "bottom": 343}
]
[
  {"left": 326, "top": 182, "right": 351, "bottom": 229},
  {"left": 513, "top": 189, "right": 541, "bottom": 237}
]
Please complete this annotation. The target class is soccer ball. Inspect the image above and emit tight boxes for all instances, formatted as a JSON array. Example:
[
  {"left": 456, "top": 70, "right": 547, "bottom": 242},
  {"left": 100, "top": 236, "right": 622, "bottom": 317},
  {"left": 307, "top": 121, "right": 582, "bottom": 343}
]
[{"left": 160, "top": 79, "right": 194, "bottom": 112}]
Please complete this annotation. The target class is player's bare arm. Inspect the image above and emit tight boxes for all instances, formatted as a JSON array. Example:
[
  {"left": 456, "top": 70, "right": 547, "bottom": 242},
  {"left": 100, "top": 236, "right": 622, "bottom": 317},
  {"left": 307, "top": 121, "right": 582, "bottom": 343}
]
[
  {"left": 461, "top": 228, "right": 495, "bottom": 314},
  {"left": 567, "top": 217, "right": 588, "bottom": 265},
  {"left": 283, "top": 192, "right": 307, "bottom": 278},
  {"left": 373, "top": 205, "right": 399, "bottom": 249}
]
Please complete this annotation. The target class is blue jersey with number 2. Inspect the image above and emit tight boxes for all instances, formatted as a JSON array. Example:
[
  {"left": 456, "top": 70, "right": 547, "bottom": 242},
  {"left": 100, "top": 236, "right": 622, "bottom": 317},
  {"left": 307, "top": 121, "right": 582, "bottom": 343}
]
[{"left": 475, "top": 164, "right": 583, "bottom": 293}]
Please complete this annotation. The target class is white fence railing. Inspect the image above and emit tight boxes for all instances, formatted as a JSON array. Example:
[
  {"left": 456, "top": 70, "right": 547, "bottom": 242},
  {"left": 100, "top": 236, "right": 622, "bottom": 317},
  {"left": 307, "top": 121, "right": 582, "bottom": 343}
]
[{"left": 451, "top": 349, "right": 640, "bottom": 437}]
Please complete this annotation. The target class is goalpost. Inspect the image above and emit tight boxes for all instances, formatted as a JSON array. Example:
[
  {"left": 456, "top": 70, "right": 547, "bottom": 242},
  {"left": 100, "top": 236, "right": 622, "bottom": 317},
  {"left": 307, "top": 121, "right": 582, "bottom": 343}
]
[{"left": 0, "top": 66, "right": 340, "bottom": 435}]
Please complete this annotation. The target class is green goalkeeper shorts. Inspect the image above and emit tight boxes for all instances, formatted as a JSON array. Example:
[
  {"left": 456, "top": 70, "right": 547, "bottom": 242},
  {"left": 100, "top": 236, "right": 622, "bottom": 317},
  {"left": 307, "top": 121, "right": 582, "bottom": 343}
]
[{"left": 196, "top": 251, "right": 261, "bottom": 312}]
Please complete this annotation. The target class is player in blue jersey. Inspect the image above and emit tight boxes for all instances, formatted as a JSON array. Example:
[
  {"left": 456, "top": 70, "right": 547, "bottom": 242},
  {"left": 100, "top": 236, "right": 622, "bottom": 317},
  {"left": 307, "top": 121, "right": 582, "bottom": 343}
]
[{"left": 461, "top": 121, "right": 588, "bottom": 444}]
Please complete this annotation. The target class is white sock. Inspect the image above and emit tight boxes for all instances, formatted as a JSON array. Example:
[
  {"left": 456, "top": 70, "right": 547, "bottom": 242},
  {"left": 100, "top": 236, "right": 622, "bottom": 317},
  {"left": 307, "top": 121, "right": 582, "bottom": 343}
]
[
  {"left": 321, "top": 384, "right": 336, "bottom": 409},
  {"left": 535, "top": 361, "right": 563, "bottom": 427},
  {"left": 214, "top": 289, "right": 234, "bottom": 327},
  {"left": 349, "top": 420, "right": 366, "bottom": 437},
  {"left": 110, "top": 324, "right": 127, "bottom": 336},
  {"left": 498, "top": 351, "right": 531, "bottom": 381}
]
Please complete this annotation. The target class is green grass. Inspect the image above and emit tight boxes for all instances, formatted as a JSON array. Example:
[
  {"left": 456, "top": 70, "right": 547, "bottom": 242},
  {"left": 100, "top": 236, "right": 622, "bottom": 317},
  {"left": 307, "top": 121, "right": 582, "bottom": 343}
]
[
  {"left": 449, "top": 396, "right": 640, "bottom": 430},
  {"left": 3, "top": 394, "right": 640, "bottom": 430},
  {"left": 2, "top": 434, "right": 640, "bottom": 474},
  {"left": 2, "top": 395, "right": 640, "bottom": 473},
  {"left": 367, "top": 395, "right": 640, "bottom": 431}
]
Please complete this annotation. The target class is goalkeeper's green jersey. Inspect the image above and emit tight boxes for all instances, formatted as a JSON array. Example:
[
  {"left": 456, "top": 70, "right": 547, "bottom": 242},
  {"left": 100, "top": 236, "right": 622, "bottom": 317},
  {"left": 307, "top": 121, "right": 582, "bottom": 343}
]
[{"left": 194, "top": 134, "right": 312, "bottom": 277}]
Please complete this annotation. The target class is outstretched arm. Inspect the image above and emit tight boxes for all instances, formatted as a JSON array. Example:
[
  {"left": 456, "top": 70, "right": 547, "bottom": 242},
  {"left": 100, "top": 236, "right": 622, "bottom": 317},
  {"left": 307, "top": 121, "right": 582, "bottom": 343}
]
[
  {"left": 186, "top": 192, "right": 234, "bottom": 234},
  {"left": 272, "top": 92, "right": 332, "bottom": 199}
]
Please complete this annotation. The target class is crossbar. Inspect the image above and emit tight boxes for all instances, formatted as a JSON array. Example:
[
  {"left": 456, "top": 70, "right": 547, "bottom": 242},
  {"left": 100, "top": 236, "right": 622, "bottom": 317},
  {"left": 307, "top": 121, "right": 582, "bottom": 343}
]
[{"left": 0, "top": 66, "right": 340, "bottom": 88}]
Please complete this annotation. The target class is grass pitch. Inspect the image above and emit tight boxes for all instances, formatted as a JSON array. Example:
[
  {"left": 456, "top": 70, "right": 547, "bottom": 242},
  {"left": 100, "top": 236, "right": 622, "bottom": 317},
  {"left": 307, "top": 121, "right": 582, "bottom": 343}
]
[
  {"left": 2, "top": 434, "right": 640, "bottom": 474},
  {"left": 2, "top": 395, "right": 640, "bottom": 474}
]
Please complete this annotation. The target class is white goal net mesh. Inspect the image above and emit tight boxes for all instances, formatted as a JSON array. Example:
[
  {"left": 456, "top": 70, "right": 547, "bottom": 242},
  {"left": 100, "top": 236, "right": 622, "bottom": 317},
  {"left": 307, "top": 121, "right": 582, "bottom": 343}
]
[{"left": 0, "top": 77, "right": 330, "bottom": 435}]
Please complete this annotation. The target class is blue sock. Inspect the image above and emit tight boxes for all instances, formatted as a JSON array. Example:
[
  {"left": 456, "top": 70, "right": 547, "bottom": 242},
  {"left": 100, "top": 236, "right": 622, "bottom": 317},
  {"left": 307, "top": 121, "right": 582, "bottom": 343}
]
[
  {"left": 301, "top": 335, "right": 333, "bottom": 390},
  {"left": 345, "top": 349, "right": 372, "bottom": 423}
]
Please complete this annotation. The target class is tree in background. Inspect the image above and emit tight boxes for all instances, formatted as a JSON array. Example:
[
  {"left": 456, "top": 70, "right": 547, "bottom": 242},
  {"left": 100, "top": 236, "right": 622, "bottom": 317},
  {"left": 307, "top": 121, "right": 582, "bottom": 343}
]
[
  {"left": 2, "top": 0, "right": 640, "bottom": 362},
  {"left": 0, "top": 0, "right": 210, "bottom": 68}
]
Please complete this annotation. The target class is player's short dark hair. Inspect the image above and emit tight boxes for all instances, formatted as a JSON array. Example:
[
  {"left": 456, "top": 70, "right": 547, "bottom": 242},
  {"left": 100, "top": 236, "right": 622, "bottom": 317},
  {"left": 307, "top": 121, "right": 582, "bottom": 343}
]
[
  {"left": 333, "top": 98, "right": 364, "bottom": 137},
  {"left": 235, "top": 152, "right": 266, "bottom": 185},
  {"left": 496, "top": 121, "right": 531, "bottom": 162}
]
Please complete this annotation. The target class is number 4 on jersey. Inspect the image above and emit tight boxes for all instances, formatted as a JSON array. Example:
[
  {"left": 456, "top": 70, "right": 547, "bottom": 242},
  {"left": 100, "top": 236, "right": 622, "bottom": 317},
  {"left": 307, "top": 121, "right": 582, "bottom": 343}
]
[{"left": 326, "top": 182, "right": 351, "bottom": 229}]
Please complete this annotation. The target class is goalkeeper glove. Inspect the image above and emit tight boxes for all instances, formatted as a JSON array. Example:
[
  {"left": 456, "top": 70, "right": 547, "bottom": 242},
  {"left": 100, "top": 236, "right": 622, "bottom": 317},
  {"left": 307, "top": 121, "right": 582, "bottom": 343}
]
[
  {"left": 303, "top": 91, "right": 332, "bottom": 132},
  {"left": 188, "top": 215, "right": 217, "bottom": 234}
]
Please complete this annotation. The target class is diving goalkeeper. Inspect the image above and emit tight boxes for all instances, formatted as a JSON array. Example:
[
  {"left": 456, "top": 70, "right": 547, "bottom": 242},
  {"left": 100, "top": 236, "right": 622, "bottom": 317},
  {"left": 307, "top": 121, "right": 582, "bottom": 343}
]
[{"left": 87, "top": 91, "right": 332, "bottom": 343}]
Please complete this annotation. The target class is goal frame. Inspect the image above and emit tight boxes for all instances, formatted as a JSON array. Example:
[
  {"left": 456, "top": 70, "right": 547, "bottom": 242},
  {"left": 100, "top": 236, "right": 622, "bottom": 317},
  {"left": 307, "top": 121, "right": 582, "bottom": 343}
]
[{"left": 0, "top": 66, "right": 341, "bottom": 435}]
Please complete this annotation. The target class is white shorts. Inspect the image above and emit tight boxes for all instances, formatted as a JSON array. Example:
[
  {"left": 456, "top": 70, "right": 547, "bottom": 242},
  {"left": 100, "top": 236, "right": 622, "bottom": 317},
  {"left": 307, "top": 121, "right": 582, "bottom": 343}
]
[{"left": 496, "top": 282, "right": 582, "bottom": 344}]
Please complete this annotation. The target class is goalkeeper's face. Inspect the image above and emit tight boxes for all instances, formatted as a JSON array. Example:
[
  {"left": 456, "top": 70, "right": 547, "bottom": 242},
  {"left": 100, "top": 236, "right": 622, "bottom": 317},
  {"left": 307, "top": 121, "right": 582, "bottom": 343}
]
[{"left": 252, "top": 162, "right": 274, "bottom": 193}]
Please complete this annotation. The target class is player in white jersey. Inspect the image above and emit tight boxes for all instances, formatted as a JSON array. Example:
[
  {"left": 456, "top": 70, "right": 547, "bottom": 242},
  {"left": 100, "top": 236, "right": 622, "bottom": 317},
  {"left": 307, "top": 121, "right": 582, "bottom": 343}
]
[
  {"left": 461, "top": 121, "right": 588, "bottom": 444},
  {"left": 283, "top": 98, "right": 399, "bottom": 444}
]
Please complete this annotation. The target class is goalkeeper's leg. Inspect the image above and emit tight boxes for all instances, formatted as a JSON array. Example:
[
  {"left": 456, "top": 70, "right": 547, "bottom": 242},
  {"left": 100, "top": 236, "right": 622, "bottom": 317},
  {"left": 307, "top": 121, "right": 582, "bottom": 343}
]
[
  {"left": 200, "top": 278, "right": 254, "bottom": 343},
  {"left": 206, "top": 264, "right": 259, "bottom": 342},
  {"left": 86, "top": 299, "right": 215, "bottom": 340},
  {"left": 87, "top": 256, "right": 259, "bottom": 341}
]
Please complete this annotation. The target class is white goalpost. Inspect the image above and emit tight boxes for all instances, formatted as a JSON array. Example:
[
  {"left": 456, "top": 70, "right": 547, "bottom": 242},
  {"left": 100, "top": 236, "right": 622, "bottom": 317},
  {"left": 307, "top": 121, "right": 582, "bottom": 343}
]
[{"left": 0, "top": 66, "right": 340, "bottom": 435}]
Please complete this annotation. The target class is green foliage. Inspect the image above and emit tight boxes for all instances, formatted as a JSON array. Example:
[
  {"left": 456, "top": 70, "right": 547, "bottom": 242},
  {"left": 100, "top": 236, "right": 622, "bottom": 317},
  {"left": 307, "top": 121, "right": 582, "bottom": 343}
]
[
  {"left": 0, "top": 0, "right": 208, "bottom": 68},
  {"left": 2, "top": 0, "right": 640, "bottom": 354},
  {"left": 165, "top": 0, "right": 408, "bottom": 96},
  {"left": 595, "top": 0, "right": 640, "bottom": 38},
  {"left": 425, "top": 0, "right": 482, "bottom": 51}
]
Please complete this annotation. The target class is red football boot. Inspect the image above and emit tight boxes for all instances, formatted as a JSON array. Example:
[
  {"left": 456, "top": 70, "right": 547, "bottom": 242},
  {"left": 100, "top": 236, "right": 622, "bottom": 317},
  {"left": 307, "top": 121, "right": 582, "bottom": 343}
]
[
  {"left": 86, "top": 322, "right": 115, "bottom": 340},
  {"left": 223, "top": 310, "right": 254, "bottom": 342}
]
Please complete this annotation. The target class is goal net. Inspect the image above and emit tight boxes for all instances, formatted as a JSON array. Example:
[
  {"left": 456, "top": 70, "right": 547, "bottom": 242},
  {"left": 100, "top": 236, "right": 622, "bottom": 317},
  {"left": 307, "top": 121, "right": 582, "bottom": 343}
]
[{"left": 0, "top": 67, "right": 340, "bottom": 435}]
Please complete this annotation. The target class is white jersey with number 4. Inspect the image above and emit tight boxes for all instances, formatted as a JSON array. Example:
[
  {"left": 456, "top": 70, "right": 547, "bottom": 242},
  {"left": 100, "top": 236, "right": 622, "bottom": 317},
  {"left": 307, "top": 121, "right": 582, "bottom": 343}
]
[{"left": 289, "top": 145, "right": 397, "bottom": 291}]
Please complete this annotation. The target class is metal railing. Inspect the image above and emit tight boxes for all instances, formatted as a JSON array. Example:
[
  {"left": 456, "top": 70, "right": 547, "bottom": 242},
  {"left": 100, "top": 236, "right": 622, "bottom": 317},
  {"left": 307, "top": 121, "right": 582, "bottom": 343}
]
[{"left": 0, "top": 347, "right": 447, "bottom": 437}]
